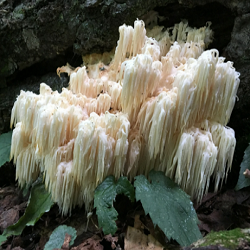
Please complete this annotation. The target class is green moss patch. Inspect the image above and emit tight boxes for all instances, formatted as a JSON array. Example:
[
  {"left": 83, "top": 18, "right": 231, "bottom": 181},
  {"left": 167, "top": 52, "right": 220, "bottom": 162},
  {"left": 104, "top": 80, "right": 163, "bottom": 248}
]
[{"left": 196, "top": 228, "right": 250, "bottom": 250}]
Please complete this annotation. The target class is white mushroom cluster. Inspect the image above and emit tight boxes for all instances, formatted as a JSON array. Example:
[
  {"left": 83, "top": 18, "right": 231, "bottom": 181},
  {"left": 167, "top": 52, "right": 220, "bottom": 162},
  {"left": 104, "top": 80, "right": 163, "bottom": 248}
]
[{"left": 10, "top": 20, "right": 240, "bottom": 215}]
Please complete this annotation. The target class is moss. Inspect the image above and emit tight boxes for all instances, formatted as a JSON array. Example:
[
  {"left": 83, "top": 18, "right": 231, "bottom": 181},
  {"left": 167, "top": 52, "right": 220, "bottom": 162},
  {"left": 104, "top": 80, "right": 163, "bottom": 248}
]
[
  {"left": 197, "top": 228, "right": 250, "bottom": 250},
  {"left": 12, "top": 4, "right": 26, "bottom": 20}
]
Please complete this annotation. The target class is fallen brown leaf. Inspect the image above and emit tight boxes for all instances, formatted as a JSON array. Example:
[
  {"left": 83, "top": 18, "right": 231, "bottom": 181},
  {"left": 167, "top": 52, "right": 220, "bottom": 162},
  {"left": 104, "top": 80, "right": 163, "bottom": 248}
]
[
  {"left": 0, "top": 208, "right": 19, "bottom": 231},
  {"left": 53, "top": 233, "right": 71, "bottom": 250},
  {"left": 134, "top": 214, "right": 143, "bottom": 230},
  {"left": 196, "top": 188, "right": 250, "bottom": 234},
  {"left": 125, "top": 226, "right": 163, "bottom": 250},
  {"left": 104, "top": 234, "right": 118, "bottom": 249},
  {"left": 62, "top": 233, "right": 71, "bottom": 250},
  {"left": 71, "top": 235, "right": 103, "bottom": 250},
  {"left": 6, "top": 247, "right": 24, "bottom": 250}
]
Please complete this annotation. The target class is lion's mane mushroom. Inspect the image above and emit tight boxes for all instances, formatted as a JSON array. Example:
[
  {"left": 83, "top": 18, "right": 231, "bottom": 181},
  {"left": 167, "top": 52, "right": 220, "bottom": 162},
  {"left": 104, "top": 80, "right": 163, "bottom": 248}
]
[{"left": 10, "top": 19, "right": 239, "bottom": 215}]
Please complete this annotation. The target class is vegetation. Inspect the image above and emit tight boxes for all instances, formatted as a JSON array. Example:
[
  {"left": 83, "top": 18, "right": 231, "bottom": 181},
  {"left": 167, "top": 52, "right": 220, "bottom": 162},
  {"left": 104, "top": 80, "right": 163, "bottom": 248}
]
[
  {"left": 235, "top": 143, "right": 250, "bottom": 190},
  {"left": 0, "top": 131, "right": 202, "bottom": 247},
  {"left": 1, "top": 126, "right": 250, "bottom": 248}
]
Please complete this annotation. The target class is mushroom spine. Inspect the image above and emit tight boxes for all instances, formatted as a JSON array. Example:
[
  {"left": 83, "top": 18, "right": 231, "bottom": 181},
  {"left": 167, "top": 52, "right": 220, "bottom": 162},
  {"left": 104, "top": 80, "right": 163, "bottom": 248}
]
[{"left": 11, "top": 20, "right": 239, "bottom": 215}]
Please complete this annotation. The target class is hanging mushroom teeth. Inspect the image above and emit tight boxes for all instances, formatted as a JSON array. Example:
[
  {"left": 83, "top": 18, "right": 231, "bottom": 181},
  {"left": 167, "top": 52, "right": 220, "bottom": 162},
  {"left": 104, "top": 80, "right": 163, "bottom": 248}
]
[{"left": 10, "top": 19, "right": 239, "bottom": 214}]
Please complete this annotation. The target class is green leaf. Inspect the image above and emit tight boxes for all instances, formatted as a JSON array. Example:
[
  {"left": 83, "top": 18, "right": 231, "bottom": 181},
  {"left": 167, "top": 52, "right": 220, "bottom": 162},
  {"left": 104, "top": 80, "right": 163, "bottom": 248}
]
[
  {"left": 0, "top": 131, "right": 12, "bottom": 167},
  {"left": 3, "top": 179, "right": 54, "bottom": 237},
  {"left": 235, "top": 143, "right": 250, "bottom": 191},
  {"left": 94, "top": 176, "right": 119, "bottom": 235},
  {"left": 134, "top": 170, "right": 202, "bottom": 247},
  {"left": 44, "top": 225, "right": 77, "bottom": 250},
  {"left": 94, "top": 176, "right": 134, "bottom": 235},
  {"left": 0, "top": 234, "right": 7, "bottom": 245},
  {"left": 22, "top": 183, "right": 31, "bottom": 197},
  {"left": 116, "top": 176, "right": 135, "bottom": 202}
]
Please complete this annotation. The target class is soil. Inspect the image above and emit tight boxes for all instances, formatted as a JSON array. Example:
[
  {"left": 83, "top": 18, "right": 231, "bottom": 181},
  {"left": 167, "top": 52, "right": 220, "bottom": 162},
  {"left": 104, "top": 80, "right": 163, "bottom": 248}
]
[{"left": 1, "top": 172, "right": 250, "bottom": 250}]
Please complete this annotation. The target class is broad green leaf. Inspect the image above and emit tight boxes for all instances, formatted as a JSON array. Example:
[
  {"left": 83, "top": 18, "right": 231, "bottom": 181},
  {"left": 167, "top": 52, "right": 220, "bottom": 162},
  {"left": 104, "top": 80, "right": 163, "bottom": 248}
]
[
  {"left": 0, "top": 235, "right": 7, "bottom": 245},
  {"left": 44, "top": 225, "right": 77, "bottom": 250},
  {"left": 94, "top": 176, "right": 118, "bottom": 235},
  {"left": 3, "top": 180, "right": 54, "bottom": 237},
  {"left": 134, "top": 170, "right": 202, "bottom": 247},
  {"left": 235, "top": 143, "right": 250, "bottom": 191},
  {"left": 0, "top": 131, "right": 12, "bottom": 167},
  {"left": 116, "top": 176, "right": 135, "bottom": 202},
  {"left": 94, "top": 176, "right": 135, "bottom": 235}
]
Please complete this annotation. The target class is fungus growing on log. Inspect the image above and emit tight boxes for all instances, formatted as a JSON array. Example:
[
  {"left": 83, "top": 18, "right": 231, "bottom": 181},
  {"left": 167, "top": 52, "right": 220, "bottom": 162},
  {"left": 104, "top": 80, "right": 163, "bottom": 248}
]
[{"left": 10, "top": 20, "right": 239, "bottom": 215}]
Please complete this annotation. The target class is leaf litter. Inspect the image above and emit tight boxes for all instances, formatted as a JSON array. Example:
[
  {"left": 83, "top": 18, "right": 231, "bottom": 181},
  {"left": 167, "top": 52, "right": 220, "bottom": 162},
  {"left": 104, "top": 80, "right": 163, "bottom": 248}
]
[{"left": 1, "top": 178, "right": 250, "bottom": 249}]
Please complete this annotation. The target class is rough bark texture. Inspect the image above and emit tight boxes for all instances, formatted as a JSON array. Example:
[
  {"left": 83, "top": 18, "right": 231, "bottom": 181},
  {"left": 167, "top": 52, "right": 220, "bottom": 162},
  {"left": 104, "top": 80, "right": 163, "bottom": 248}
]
[
  {"left": 0, "top": 0, "right": 175, "bottom": 84},
  {"left": 0, "top": 0, "right": 250, "bottom": 183}
]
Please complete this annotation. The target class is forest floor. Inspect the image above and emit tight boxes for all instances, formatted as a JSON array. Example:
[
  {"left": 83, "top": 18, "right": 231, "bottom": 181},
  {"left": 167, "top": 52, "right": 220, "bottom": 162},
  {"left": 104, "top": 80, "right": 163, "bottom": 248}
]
[{"left": 1, "top": 164, "right": 250, "bottom": 250}]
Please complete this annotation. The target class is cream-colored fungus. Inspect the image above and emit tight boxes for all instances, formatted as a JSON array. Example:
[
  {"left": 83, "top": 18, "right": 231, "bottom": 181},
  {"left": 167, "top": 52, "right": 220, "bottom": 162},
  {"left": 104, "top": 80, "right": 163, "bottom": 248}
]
[{"left": 10, "top": 19, "right": 240, "bottom": 215}]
